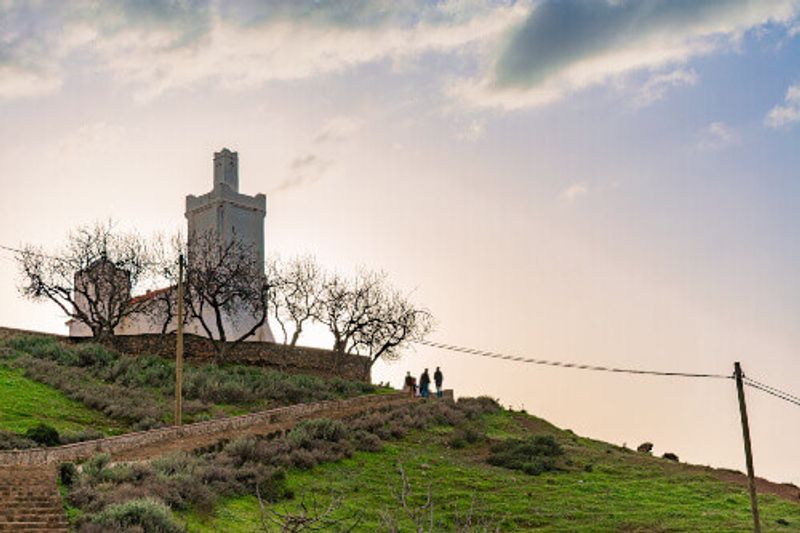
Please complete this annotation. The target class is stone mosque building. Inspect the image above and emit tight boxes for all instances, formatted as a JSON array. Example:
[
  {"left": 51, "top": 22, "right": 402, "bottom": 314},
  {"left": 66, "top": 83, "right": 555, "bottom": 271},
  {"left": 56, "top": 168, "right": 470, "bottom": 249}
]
[{"left": 68, "top": 149, "right": 275, "bottom": 342}]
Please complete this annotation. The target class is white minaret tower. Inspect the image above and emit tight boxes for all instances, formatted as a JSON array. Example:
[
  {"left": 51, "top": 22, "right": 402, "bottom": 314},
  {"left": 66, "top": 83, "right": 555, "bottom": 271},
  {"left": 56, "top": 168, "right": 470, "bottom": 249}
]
[
  {"left": 185, "top": 148, "right": 267, "bottom": 267},
  {"left": 213, "top": 148, "right": 239, "bottom": 191},
  {"left": 184, "top": 148, "right": 273, "bottom": 342}
]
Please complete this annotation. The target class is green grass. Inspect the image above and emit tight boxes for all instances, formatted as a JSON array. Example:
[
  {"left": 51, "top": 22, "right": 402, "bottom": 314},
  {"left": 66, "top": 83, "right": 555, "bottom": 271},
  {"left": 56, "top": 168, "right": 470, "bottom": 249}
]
[
  {"left": 0, "top": 365, "right": 125, "bottom": 435},
  {"left": 182, "top": 410, "right": 800, "bottom": 532}
]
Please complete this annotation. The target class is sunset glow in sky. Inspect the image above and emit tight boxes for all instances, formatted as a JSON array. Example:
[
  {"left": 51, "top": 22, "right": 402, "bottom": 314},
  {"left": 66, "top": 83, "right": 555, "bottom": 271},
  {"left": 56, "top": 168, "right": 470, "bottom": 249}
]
[{"left": 1, "top": 0, "right": 800, "bottom": 484}]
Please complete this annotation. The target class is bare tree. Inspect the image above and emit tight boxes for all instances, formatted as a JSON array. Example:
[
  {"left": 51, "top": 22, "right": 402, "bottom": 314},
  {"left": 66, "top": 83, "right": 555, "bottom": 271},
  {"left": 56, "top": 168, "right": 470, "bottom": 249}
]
[
  {"left": 354, "top": 290, "right": 433, "bottom": 369},
  {"left": 380, "top": 465, "right": 500, "bottom": 533},
  {"left": 256, "top": 488, "right": 361, "bottom": 533},
  {"left": 380, "top": 464, "right": 434, "bottom": 533},
  {"left": 268, "top": 256, "right": 323, "bottom": 346},
  {"left": 16, "top": 221, "right": 152, "bottom": 341},
  {"left": 316, "top": 270, "right": 383, "bottom": 354},
  {"left": 139, "top": 232, "right": 187, "bottom": 335},
  {"left": 184, "top": 231, "right": 271, "bottom": 362},
  {"left": 317, "top": 270, "right": 433, "bottom": 369}
]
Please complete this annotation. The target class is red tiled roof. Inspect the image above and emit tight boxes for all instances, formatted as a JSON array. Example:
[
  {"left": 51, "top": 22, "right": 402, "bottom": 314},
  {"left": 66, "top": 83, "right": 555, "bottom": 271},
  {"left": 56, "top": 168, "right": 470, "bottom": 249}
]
[{"left": 128, "top": 286, "right": 173, "bottom": 305}]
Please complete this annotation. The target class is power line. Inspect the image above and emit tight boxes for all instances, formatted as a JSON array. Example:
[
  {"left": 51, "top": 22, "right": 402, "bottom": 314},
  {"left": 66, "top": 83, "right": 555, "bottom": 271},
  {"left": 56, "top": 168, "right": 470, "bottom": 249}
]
[
  {"left": 744, "top": 380, "right": 800, "bottom": 408},
  {"left": 415, "top": 339, "right": 732, "bottom": 380},
  {"left": 743, "top": 376, "right": 800, "bottom": 404}
]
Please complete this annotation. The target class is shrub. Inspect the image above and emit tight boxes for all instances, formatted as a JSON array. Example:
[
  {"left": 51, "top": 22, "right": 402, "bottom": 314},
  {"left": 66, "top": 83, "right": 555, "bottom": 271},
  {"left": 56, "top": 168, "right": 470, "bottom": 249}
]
[
  {"left": 60, "top": 429, "right": 104, "bottom": 445},
  {"left": 0, "top": 430, "right": 37, "bottom": 450},
  {"left": 637, "top": 442, "right": 654, "bottom": 454},
  {"left": 25, "top": 423, "right": 60, "bottom": 447},
  {"left": 91, "top": 498, "right": 184, "bottom": 533},
  {"left": 289, "top": 418, "right": 347, "bottom": 448},
  {"left": 83, "top": 453, "right": 112, "bottom": 482},
  {"left": 60, "top": 462, "right": 78, "bottom": 486},
  {"left": 487, "top": 435, "right": 564, "bottom": 475},
  {"left": 457, "top": 396, "right": 502, "bottom": 419},
  {"left": 352, "top": 429, "right": 383, "bottom": 452},
  {"left": 152, "top": 452, "right": 199, "bottom": 478},
  {"left": 73, "top": 343, "right": 117, "bottom": 368},
  {"left": 222, "top": 437, "right": 264, "bottom": 467},
  {"left": 449, "top": 434, "right": 467, "bottom": 449}
]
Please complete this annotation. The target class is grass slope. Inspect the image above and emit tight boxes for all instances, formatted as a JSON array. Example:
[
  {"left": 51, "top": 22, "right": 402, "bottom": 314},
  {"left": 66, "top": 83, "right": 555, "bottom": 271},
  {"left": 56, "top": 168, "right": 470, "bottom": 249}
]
[
  {"left": 0, "top": 365, "right": 125, "bottom": 435},
  {"left": 184, "top": 410, "right": 800, "bottom": 532}
]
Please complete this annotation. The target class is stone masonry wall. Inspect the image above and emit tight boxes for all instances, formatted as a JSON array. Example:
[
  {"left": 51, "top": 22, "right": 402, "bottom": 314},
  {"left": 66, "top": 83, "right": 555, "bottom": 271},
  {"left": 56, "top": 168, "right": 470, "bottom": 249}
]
[
  {"left": 0, "top": 327, "right": 371, "bottom": 382},
  {"left": 0, "top": 391, "right": 435, "bottom": 466},
  {"left": 103, "top": 333, "right": 371, "bottom": 382}
]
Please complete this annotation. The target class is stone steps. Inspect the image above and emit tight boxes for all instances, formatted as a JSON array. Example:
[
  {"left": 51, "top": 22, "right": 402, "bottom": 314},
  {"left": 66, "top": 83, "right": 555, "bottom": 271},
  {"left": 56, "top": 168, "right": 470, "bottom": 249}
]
[{"left": 0, "top": 466, "right": 67, "bottom": 533}]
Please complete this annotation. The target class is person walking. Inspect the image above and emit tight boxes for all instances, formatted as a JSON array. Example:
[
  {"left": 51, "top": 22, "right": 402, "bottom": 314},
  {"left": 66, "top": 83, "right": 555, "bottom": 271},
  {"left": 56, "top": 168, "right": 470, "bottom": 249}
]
[
  {"left": 404, "top": 371, "right": 414, "bottom": 397},
  {"left": 420, "top": 368, "right": 431, "bottom": 398},
  {"left": 434, "top": 366, "right": 443, "bottom": 398}
]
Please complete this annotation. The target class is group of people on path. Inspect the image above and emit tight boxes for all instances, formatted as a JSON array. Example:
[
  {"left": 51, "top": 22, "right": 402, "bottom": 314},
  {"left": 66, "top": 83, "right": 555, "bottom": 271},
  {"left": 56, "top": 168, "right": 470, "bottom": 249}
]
[{"left": 404, "top": 367, "right": 444, "bottom": 398}]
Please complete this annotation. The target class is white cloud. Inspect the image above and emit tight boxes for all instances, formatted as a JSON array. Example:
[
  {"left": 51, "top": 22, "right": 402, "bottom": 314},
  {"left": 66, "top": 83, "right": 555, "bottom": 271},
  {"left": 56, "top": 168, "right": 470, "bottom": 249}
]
[
  {"left": 0, "top": 0, "right": 526, "bottom": 101},
  {"left": 634, "top": 68, "right": 698, "bottom": 107},
  {"left": 314, "top": 116, "right": 364, "bottom": 144},
  {"left": 458, "top": 0, "right": 799, "bottom": 110},
  {"left": 560, "top": 183, "right": 588, "bottom": 203},
  {"left": 1, "top": 0, "right": 798, "bottom": 112},
  {"left": 54, "top": 122, "right": 127, "bottom": 157},
  {"left": 273, "top": 153, "right": 332, "bottom": 193},
  {"left": 64, "top": 1, "right": 525, "bottom": 102},
  {"left": 697, "top": 121, "right": 739, "bottom": 150},
  {"left": 765, "top": 83, "right": 800, "bottom": 128},
  {"left": 0, "top": 65, "right": 61, "bottom": 100}
]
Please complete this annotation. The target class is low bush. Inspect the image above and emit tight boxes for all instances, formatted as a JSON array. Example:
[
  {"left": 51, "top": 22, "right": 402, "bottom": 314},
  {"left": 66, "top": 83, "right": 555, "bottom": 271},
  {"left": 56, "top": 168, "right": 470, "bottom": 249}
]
[
  {"left": 89, "top": 498, "right": 184, "bottom": 533},
  {"left": 59, "top": 462, "right": 78, "bottom": 486},
  {"left": 353, "top": 429, "right": 383, "bottom": 452},
  {"left": 449, "top": 425, "right": 485, "bottom": 449},
  {"left": 0, "top": 430, "right": 37, "bottom": 450},
  {"left": 487, "top": 435, "right": 565, "bottom": 475},
  {"left": 25, "top": 423, "right": 60, "bottom": 446},
  {"left": 457, "top": 396, "right": 502, "bottom": 419},
  {"left": 289, "top": 418, "right": 347, "bottom": 449},
  {"left": 83, "top": 453, "right": 111, "bottom": 482},
  {"left": 60, "top": 429, "right": 104, "bottom": 445}
]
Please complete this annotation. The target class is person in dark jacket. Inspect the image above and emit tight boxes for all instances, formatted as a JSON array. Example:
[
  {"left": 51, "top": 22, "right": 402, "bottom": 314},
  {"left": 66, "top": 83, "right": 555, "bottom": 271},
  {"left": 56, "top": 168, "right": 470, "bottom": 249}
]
[
  {"left": 404, "top": 371, "right": 414, "bottom": 397},
  {"left": 434, "top": 367, "right": 443, "bottom": 398},
  {"left": 419, "top": 369, "right": 431, "bottom": 398}
]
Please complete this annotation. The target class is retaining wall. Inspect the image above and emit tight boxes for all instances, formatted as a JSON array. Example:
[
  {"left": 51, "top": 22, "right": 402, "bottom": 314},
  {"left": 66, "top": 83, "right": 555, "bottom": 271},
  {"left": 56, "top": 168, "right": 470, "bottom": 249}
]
[{"left": 0, "top": 391, "right": 451, "bottom": 466}]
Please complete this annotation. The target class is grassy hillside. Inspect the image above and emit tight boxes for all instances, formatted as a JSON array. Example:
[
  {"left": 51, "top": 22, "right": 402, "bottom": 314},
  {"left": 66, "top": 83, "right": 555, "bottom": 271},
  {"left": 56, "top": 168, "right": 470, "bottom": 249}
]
[
  {"left": 0, "top": 365, "right": 125, "bottom": 435},
  {"left": 2, "top": 333, "right": 798, "bottom": 531},
  {"left": 183, "top": 409, "right": 800, "bottom": 532}
]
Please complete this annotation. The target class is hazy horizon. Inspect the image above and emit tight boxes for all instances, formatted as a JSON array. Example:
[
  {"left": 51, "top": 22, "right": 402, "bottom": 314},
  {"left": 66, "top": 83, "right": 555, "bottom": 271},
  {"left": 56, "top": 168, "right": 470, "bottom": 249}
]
[{"left": 1, "top": 0, "right": 799, "bottom": 487}]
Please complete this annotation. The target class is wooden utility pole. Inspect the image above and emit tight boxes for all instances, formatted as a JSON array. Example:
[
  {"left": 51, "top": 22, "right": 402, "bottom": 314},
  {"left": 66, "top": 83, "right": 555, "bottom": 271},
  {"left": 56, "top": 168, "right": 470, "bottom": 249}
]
[
  {"left": 734, "top": 362, "right": 760, "bottom": 533},
  {"left": 175, "top": 254, "right": 184, "bottom": 426}
]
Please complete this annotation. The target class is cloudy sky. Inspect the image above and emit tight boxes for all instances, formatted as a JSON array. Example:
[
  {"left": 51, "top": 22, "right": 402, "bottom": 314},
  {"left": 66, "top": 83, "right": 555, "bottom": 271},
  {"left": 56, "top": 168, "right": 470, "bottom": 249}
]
[{"left": 2, "top": 0, "right": 800, "bottom": 484}]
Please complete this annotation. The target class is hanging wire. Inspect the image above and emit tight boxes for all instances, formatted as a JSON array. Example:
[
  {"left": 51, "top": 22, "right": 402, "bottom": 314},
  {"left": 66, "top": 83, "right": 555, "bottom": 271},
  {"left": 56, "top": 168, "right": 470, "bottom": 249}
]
[
  {"left": 744, "top": 380, "right": 800, "bottom": 408},
  {"left": 415, "top": 339, "right": 732, "bottom": 379},
  {"left": 743, "top": 376, "right": 800, "bottom": 404}
]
